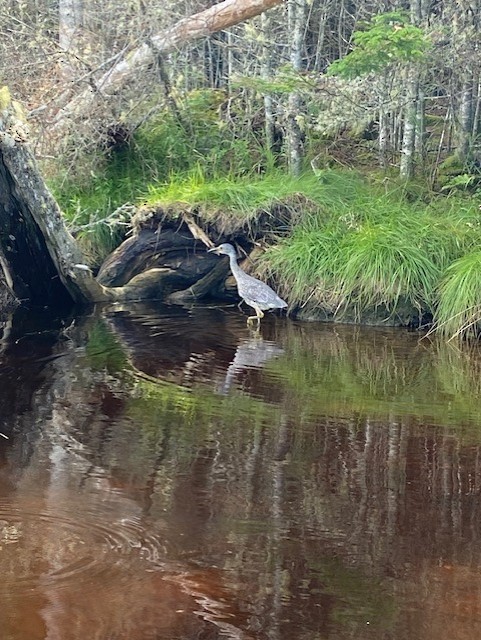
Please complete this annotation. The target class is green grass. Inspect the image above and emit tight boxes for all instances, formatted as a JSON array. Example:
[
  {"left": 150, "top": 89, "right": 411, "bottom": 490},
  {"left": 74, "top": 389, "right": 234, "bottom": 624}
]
[
  {"left": 51, "top": 121, "right": 481, "bottom": 341},
  {"left": 144, "top": 169, "right": 361, "bottom": 222},
  {"left": 259, "top": 176, "right": 481, "bottom": 336},
  {"left": 435, "top": 250, "right": 481, "bottom": 339}
]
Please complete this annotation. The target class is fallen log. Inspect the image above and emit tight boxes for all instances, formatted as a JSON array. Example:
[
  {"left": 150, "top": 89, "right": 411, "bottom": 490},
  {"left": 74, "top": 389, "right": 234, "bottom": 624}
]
[{"left": 50, "top": 0, "right": 284, "bottom": 136}]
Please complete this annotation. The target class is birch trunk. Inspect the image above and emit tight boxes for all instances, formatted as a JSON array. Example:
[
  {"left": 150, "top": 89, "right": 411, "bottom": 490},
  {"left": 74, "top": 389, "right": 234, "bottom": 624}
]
[
  {"left": 287, "top": 0, "right": 305, "bottom": 176},
  {"left": 400, "top": 70, "right": 418, "bottom": 179}
]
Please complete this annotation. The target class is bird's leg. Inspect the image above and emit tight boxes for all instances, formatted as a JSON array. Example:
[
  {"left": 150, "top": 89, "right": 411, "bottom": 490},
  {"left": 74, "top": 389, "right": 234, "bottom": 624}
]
[{"left": 246, "top": 306, "right": 264, "bottom": 325}]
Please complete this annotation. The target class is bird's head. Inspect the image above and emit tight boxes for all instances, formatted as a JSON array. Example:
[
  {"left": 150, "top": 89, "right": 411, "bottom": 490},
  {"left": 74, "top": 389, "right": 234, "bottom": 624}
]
[{"left": 208, "top": 243, "right": 237, "bottom": 257}]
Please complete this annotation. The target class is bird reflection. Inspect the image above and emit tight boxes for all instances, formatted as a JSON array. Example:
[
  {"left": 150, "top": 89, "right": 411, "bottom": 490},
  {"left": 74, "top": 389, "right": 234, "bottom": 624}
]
[{"left": 217, "top": 329, "right": 284, "bottom": 395}]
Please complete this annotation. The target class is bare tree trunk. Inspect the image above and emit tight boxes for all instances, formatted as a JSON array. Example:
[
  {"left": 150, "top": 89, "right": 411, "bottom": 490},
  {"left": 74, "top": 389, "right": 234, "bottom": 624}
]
[
  {"left": 457, "top": 78, "right": 474, "bottom": 162},
  {"left": 51, "top": 0, "right": 284, "bottom": 133},
  {"left": 261, "top": 12, "right": 276, "bottom": 152},
  {"left": 400, "top": 71, "right": 418, "bottom": 179},
  {"left": 472, "top": 74, "right": 481, "bottom": 140},
  {"left": 415, "top": 85, "right": 425, "bottom": 162},
  {"left": 58, "top": 0, "right": 84, "bottom": 78},
  {"left": 378, "top": 107, "right": 388, "bottom": 170},
  {"left": 287, "top": 0, "right": 305, "bottom": 176}
]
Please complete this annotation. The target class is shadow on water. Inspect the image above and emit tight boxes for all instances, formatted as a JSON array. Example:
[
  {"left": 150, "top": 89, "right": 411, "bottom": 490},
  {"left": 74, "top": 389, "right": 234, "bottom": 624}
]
[{"left": 2, "top": 301, "right": 481, "bottom": 638}]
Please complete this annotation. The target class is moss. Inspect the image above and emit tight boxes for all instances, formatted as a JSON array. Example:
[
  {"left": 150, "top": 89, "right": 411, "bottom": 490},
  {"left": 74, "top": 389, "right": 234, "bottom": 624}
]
[
  {"left": 11, "top": 100, "right": 26, "bottom": 122},
  {"left": 0, "top": 86, "right": 11, "bottom": 111}
]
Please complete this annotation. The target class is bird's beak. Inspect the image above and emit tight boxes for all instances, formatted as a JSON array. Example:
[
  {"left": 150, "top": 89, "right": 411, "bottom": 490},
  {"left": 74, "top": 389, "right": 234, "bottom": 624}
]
[{"left": 208, "top": 246, "right": 220, "bottom": 254}]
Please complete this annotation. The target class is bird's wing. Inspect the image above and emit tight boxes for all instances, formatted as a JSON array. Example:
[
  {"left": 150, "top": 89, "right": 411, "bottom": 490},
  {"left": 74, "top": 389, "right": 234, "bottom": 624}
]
[{"left": 237, "top": 273, "right": 285, "bottom": 308}]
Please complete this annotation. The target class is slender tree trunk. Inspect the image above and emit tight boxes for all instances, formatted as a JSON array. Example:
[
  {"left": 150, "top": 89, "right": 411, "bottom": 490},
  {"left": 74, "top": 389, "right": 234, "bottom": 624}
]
[
  {"left": 415, "top": 85, "right": 425, "bottom": 161},
  {"left": 287, "top": 0, "right": 306, "bottom": 176},
  {"left": 400, "top": 70, "right": 418, "bottom": 179},
  {"left": 472, "top": 75, "right": 480, "bottom": 137},
  {"left": 378, "top": 107, "right": 388, "bottom": 170},
  {"left": 260, "top": 12, "right": 276, "bottom": 153},
  {"left": 457, "top": 79, "right": 474, "bottom": 162},
  {"left": 58, "top": 0, "right": 84, "bottom": 78}
]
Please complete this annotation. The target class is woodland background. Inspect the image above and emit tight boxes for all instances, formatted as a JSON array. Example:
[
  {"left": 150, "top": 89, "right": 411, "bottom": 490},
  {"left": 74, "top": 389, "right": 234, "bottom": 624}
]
[
  {"left": 1, "top": 0, "right": 479, "bottom": 180},
  {"left": 2, "top": 0, "right": 481, "bottom": 337}
]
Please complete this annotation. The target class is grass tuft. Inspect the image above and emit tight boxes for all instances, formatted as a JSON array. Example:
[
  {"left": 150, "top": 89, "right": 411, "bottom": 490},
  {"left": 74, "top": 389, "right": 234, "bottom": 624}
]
[
  {"left": 435, "top": 251, "right": 481, "bottom": 339},
  {"left": 261, "top": 175, "right": 481, "bottom": 336}
]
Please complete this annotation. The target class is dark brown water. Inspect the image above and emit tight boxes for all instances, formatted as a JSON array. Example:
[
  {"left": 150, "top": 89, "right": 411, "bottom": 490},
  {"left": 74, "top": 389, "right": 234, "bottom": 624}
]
[{"left": 2, "top": 302, "right": 481, "bottom": 639}]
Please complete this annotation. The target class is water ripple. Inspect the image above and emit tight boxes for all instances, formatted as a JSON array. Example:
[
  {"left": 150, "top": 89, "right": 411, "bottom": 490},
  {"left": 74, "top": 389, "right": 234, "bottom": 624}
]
[{"left": 0, "top": 502, "right": 165, "bottom": 593}]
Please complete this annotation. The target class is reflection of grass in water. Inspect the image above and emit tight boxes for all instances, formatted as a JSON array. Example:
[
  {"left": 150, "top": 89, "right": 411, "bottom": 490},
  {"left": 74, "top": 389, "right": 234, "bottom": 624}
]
[
  {"left": 85, "top": 317, "right": 481, "bottom": 442},
  {"left": 85, "top": 321, "right": 128, "bottom": 373},
  {"left": 126, "top": 374, "right": 280, "bottom": 460},
  {"left": 271, "top": 326, "right": 481, "bottom": 433}
]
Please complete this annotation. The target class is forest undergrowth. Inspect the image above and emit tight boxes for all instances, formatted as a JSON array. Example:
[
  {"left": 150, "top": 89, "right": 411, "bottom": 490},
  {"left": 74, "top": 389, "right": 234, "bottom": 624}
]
[{"left": 49, "top": 99, "right": 481, "bottom": 341}]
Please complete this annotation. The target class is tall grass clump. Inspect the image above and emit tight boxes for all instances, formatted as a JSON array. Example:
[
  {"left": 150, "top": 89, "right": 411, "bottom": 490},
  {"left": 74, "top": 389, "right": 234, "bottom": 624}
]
[
  {"left": 336, "top": 220, "right": 440, "bottom": 315},
  {"left": 263, "top": 175, "right": 481, "bottom": 328},
  {"left": 435, "top": 251, "right": 481, "bottom": 339}
]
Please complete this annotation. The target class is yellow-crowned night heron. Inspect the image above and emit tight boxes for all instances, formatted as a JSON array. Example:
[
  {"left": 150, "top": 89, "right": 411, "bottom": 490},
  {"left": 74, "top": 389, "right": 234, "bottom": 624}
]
[{"left": 208, "top": 243, "right": 287, "bottom": 324}]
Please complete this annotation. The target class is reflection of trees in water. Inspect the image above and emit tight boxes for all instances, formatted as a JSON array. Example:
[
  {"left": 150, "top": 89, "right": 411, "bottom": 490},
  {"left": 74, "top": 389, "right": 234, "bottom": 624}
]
[
  {"left": 4, "top": 307, "right": 481, "bottom": 638},
  {"left": 271, "top": 322, "right": 481, "bottom": 429},
  {"left": 74, "top": 313, "right": 481, "bottom": 637}
]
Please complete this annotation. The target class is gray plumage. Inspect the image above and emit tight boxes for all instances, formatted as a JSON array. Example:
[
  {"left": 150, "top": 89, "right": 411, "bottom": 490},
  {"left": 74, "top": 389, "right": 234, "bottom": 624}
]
[{"left": 209, "top": 243, "right": 287, "bottom": 324}]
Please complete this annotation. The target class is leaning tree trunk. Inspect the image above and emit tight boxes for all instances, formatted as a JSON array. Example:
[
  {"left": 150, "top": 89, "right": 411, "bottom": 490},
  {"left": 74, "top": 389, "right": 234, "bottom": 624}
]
[
  {"left": 0, "top": 87, "right": 109, "bottom": 305},
  {"left": 0, "top": 89, "right": 243, "bottom": 309},
  {"left": 51, "top": 0, "right": 284, "bottom": 136}
]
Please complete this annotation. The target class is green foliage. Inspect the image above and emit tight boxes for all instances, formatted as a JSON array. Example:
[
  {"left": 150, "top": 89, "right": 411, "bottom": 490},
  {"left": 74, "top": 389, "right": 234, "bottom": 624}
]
[
  {"left": 441, "top": 173, "right": 478, "bottom": 191},
  {"left": 236, "top": 64, "right": 312, "bottom": 95},
  {"left": 436, "top": 251, "right": 481, "bottom": 339},
  {"left": 262, "top": 171, "right": 481, "bottom": 334},
  {"left": 145, "top": 169, "right": 349, "bottom": 219},
  {"left": 328, "top": 11, "right": 429, "bottom": 78},
  {"left": 51, "top": 88, "right": 278, "bottom": 260}
]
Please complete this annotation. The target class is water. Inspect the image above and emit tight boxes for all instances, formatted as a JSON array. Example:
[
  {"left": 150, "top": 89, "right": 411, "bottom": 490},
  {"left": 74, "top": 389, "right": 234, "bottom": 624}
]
[{"left": 2, "top": 302, "right": 481, "bottom": 639}]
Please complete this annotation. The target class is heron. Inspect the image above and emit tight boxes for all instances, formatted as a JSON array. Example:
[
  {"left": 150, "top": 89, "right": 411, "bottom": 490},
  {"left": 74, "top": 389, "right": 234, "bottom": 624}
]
[{"left": 208, "top": 243, "right": 287, "bottom": 325}]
